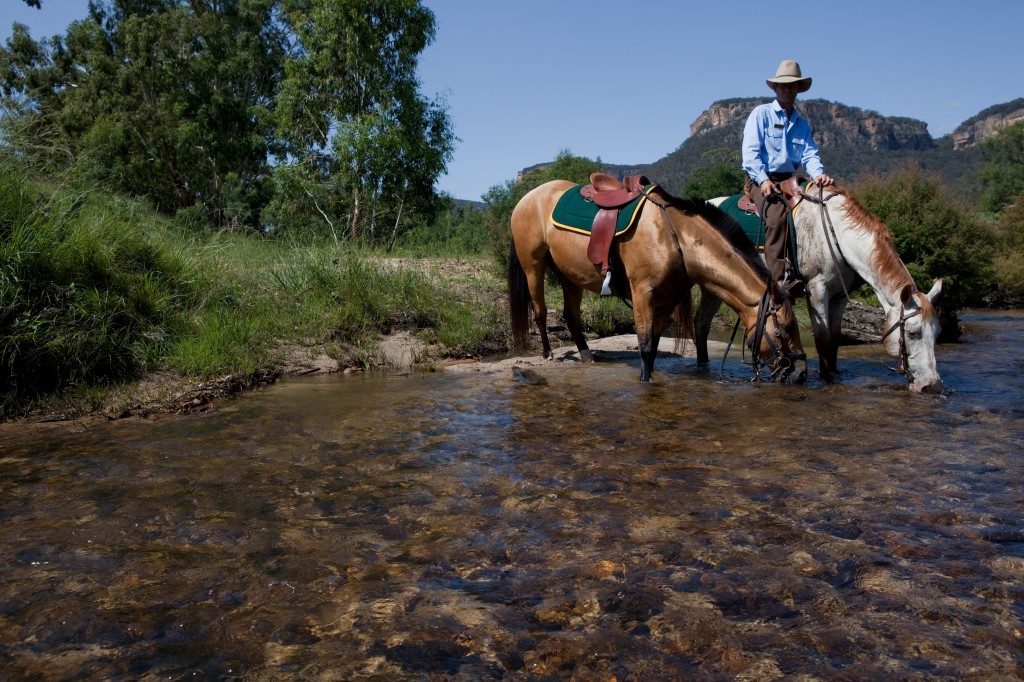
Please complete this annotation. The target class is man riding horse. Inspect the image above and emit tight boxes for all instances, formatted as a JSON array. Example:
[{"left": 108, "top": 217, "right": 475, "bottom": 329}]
[{"left": 742, "top": 60, "right": 834, "bottom": 303}]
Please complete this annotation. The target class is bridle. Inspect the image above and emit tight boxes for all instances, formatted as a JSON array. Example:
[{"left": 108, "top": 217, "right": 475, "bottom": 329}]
[
  {"left": 641, "top": 186, "right": 805, "bottom": 382},
  {"left": 724, "top": 289, "right": 806, "bottom": 382},
  {"left": 879, "top": 301, "right": 922, "bottom": 380}
]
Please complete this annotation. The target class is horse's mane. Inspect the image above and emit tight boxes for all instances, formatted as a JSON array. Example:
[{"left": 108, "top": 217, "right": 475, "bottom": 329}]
[
  {"left": 656, "top": 190, "right": 770, "bottom": 279},
  {"left": 830, "top": 187, "right": 916, "bottom": 291}
]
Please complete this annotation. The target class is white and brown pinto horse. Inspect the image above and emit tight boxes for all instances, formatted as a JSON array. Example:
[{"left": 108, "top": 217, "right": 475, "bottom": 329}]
[
  {"left": 508, "top": 179, "right": 805, "bottom": 382},
  {"left": 698, "top": 185, "right": 943, "bottom": 393}
]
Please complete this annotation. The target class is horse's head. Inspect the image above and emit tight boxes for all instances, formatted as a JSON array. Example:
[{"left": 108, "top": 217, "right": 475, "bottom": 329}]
[
  {"left": 746, "top": 296, "right": 806, "bottom": 382},
  {"left": 883, "top": 279, "right": 943, "bottom": 394}
]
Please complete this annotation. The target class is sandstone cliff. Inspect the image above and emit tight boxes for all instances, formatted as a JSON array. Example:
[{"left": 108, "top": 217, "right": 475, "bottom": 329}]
[
  {"left": 689, "top": 98, "right": 934, "bottom": 151},
  {"left": 951, "top": 98, "right": 1024, "bottom": 149}
]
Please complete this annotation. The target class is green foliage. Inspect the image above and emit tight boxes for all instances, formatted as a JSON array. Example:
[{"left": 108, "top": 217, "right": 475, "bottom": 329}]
[
  {"left": 995, "top": 197, "right": 1024, "bottom": 250},
  {"left": 989, "top": 198, "right": 1024, "bottom": 304},
  {"left": 854, "top": 165, "right": 996, "bottom": 310},
  {"left": 1, "top": 1, "right": 286, "bottom": 228},
  {"left": 274, "top": 0, "right": 455, "bottom": 243},
  {"left": 0, "top": 155, "right": 199, "bottom": 414},
  {"left": 980, "top": 121, "right": 1024, "bottom": 214},
  {"left": 683, "top": 159, "right": 745, "bottom": 200},
  {"left": 0, "top": 158, "right": 507, "bottom": 415},
  {"left": 580, "top": 295, "right": 636, "bottom": 337},
  {"left": 396, "top": 198, "right": 490, "bottom": 256},
  {"left": 1, "top": 0, "right": 454, "bottom": 241}
]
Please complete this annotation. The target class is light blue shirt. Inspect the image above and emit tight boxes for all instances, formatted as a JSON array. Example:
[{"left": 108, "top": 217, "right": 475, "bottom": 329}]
[{"left": 741, "top": 100, "right": 825, "bottom": 185}]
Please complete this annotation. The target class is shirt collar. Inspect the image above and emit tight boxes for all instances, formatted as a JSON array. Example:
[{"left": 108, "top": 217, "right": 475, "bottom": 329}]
[{"left": 772, "top": 99, "right": 802, "bottom": 123}]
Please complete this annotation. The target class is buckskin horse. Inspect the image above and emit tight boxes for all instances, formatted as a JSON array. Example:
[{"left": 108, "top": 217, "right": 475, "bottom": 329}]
[
  {"left": 508, "top": 175, "right": 805, "bottom": 382},
  {"left": 697, "top": 183, "right": 943, "bottom": 393}
]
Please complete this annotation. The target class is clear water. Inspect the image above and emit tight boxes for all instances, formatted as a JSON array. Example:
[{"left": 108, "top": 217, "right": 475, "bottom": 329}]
[{"left": 1, "top": 311, "right": 1022, "bottom": 680}]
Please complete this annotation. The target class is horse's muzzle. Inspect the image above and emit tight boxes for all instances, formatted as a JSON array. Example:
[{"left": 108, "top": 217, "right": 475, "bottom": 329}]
[{"left": 910, "top": 378, "right": 943, "bottom": 394}]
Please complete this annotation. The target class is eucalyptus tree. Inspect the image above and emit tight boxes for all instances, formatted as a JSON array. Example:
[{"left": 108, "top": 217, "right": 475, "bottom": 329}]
[
  {"left": 1, "top": 0, "right": 287, "bottom": 228},
  {"left": 2, "top": 0, "right": 455, "bottom": 238},
  {"left": 272, "top": 0, "right": 455, "bottom": 242}
]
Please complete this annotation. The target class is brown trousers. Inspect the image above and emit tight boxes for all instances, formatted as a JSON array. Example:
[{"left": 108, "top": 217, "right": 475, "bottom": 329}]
[{"left": 745, "top": 176, "right": 794, "bottom": 284}]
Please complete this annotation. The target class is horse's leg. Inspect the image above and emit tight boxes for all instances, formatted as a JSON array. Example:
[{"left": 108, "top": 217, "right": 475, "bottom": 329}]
[
  {"left": 632, "top": 292, "right": 672, "bottom": 382},
  {"left": 821, "top": 298, "right": 847, "bottom": 380},
  {"left": 694, "top": 289, "right": 723, "bottom": 366},
  {"left": 559, "top": 280, "right": 593, "bottom": 362},
  {"left": 808, "top": 296, "right": 839, "bottom": 382},
  {"left": 520, "top": 256, "right": 553, "bottom": 359}
]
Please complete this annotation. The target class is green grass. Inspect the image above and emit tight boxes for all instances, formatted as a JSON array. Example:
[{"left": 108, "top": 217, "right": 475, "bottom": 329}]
[{"left": 0, "top": 158, "right": 507, "bottom": 418}]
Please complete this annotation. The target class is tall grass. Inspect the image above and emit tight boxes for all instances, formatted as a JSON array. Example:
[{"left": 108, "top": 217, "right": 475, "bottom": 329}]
[
  {"left": 1, "top": 162, "right": 196, "bottom": 414},
  {"left": 1, "top": 156, "right": 507, "bottom": 416}
]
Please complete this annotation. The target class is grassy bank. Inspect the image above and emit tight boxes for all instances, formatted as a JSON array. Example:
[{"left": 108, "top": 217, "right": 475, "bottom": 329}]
[{"left": 1, "top": 167, "right": 512, "bottom": 419}]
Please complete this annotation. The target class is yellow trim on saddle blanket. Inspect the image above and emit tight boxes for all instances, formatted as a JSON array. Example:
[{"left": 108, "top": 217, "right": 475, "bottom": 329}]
[
  {"left": 549, "top": 184, "right": 657, "bottom": 236},
  {"left": 792, "top": 182, "right": 816, "bottom": 219}
]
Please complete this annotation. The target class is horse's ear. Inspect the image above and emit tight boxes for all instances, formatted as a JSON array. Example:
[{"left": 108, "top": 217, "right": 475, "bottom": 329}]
[
  {"left": 926, "top": 278, "right": 943, "bottom": 303},
  {"left": 899, "top": 283, "right": 914, "bottom": 305}
]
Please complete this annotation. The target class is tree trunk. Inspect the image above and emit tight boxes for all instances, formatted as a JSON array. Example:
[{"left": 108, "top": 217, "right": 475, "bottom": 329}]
[
  {"left": 350, "top": 186, "right": 362, "bottom": 242},
  {"left": 839, "top": 300, "right": 884, "bottom": 343}
]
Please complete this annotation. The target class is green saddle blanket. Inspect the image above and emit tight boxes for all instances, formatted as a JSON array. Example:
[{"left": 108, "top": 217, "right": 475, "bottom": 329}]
[
  {"left": 550, "top": 183, "right": 656, "bottom": 235},
  {"left": 716, "top": 194, "right": 765, "bottom": 250}
]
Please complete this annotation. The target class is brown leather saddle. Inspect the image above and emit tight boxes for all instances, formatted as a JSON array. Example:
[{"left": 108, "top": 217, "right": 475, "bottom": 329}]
[
  {"left": 579, "top": 172, "right": 650, "bottom": 294},
  {"left": 739, "top": 176, "right": 805, "bottom": 214}
]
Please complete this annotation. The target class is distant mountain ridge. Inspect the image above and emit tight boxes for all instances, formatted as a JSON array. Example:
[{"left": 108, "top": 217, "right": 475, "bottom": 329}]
[{"left": 521, "top": 98, "right": 1023, "bottom": 204}]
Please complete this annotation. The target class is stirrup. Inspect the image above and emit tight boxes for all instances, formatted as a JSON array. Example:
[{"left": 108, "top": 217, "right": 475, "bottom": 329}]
[
  {"left": 600, "top": 270, "right": 613, "bottom": 296},
  {"left": 777, "top": 277, "right": 804, "bottom": 301}
]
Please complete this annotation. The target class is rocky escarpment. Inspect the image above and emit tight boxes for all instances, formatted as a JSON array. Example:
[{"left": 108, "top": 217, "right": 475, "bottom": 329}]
[
  {"left": 951, "top": 98, "right": 1024, "bottom": 149},
  {"left": 690, "top": 98, "right": 934, "bottom": 151}
]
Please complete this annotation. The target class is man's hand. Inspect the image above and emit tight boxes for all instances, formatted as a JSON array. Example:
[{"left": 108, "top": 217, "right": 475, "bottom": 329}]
[
  {"left": 814, "top": 174, "right": 834, "bottom": 187},
  {"left": 759, "top": 179, "right": 779, "bottom": 197}
]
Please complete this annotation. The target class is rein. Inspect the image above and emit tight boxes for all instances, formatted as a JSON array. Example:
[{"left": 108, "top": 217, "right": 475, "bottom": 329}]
[
  {"left": 721, "top": 290, "right": 799, "bottom": 382},
  {"left": 800, "top": 184, "right": 852, "bottom": 302}
]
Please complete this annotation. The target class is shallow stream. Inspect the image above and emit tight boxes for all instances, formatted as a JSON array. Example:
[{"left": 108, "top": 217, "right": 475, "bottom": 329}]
[{"left": 1, "top": 311, "right": 1022, "bottom": 679}]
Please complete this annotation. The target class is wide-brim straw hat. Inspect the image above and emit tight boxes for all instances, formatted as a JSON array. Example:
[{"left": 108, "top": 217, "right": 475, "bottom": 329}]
[{"left": 766, "top": 60, "right": 812, "bottom": 93}]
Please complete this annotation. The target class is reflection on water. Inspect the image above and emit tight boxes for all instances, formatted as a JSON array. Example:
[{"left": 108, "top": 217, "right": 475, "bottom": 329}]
[{"left": 1, "top": 312, "right": 1022, "bottom": 680}]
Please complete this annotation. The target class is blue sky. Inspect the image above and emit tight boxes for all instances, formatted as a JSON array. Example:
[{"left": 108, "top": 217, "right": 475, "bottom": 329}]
[{"left": 4, "top": 1, "right": 1023, "bottom": 201}]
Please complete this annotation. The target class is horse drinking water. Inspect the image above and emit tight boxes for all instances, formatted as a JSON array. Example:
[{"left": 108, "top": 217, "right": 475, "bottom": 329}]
[
  {"left": 508, "top": 176, "right": 805, "bottom": 382},
  {"left": 697, "top": 184, "right": 943, "bottom": 393}
]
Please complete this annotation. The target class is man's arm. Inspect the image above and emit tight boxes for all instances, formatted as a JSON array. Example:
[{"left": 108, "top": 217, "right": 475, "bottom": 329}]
[{"left": 741, "top": 109, "right": 769, "bottom": 186}]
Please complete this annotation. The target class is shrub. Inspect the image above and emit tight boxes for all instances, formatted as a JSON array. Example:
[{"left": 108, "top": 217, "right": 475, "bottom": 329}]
[
  {"left": 853, "top": 165, "right": 996, "bottom": 311},
  {"left": 0, "top": 156, "right": 196, "bottom": 415}
]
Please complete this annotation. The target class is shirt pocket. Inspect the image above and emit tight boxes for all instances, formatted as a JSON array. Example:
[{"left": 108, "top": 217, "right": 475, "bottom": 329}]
[{"left": 764, "top": 129, "right": 785, "bottom": 156}]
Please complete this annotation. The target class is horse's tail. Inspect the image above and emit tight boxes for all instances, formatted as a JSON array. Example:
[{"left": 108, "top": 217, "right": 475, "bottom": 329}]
[
  {"left": 673, "top": 289, "right": 695, "bottom": 355},
  {"left": 508, "top": 241, "right": 531, "bottom": 351}
]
